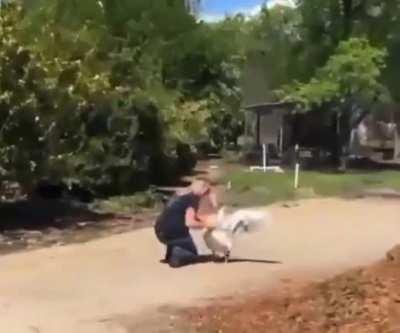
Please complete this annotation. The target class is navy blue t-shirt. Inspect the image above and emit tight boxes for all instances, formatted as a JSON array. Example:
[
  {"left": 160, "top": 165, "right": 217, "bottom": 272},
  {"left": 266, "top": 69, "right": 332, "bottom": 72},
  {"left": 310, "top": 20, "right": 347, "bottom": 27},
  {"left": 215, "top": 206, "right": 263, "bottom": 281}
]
[{"left": 155, "top": 193, "right": 200, "bottom": 241}]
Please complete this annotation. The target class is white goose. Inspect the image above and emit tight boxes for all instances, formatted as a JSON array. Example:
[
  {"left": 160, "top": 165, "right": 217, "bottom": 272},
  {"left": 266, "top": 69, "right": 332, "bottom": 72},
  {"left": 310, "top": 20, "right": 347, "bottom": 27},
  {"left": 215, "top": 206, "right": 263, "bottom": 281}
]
[{"left": 203, "top": 207, "right": 272, "bottom": 262}]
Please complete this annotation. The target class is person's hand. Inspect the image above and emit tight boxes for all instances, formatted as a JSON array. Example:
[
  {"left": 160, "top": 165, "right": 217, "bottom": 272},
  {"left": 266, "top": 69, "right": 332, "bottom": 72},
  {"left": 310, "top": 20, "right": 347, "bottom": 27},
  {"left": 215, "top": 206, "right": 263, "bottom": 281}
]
[{"left": 199, "top": 214, "right": 218, "bottom": 229}]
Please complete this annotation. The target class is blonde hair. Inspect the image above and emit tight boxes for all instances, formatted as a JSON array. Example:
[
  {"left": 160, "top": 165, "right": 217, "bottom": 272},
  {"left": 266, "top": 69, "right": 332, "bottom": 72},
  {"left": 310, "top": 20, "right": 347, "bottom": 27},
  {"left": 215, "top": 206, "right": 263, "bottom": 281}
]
[
  {"left": 175, "top": 178, "right": 211, "bottom": 196},
  {"left": 190, "top": 179, "right": 210, "bottom": 195}
]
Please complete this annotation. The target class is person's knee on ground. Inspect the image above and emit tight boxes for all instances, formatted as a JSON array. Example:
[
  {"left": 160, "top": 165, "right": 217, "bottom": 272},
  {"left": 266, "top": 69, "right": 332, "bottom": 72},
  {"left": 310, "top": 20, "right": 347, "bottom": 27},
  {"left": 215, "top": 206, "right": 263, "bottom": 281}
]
[{"left": 168, "top": 245, "right": 197, "bottom": 268}]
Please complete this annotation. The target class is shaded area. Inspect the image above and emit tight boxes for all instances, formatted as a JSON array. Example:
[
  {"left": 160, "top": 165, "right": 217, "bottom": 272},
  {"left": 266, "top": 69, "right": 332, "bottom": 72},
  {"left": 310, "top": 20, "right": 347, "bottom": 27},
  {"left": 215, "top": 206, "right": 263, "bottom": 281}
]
[
  {"left": 0, "top": 199, "right": 112, "bottom": 231},
  {"left": 0, "top": 157, "right": 217, "bottom": 256},
  {"left": 348, "top": 157, "right": 400, "bottom": 171},
  {"left": 0, "top": 198, "right": 156, "bottom": 256}
]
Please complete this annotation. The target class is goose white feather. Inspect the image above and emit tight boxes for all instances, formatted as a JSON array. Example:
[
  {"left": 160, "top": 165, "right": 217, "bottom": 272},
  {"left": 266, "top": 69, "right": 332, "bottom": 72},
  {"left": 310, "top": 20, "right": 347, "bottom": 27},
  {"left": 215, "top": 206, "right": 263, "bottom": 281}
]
[{"left": 203, "top": 207, "right": 272, "bottom": 261}]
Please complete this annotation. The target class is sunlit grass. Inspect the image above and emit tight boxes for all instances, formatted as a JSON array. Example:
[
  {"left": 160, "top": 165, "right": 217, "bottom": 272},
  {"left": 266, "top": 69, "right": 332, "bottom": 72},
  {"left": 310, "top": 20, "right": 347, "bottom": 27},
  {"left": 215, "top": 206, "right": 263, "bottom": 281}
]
[{"left": 221, "top": 169, "right": 400, "bottom": 207}]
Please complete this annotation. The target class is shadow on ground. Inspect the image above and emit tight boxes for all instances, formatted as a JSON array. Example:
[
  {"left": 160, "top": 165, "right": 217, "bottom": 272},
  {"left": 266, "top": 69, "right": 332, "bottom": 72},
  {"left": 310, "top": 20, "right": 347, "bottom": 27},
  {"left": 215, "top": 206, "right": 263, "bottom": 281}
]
[
  {"left": 196, "top": 255, "right": 282, "bottom": 265},
  {"left": 160, "top": 255, "right": 282, "bottom": 266},
  {"left": 0, "top": 198, "right": 157, "bottom": 256},
  {"left": 227, "top": 258, "right": 282, "bottom": 264}
]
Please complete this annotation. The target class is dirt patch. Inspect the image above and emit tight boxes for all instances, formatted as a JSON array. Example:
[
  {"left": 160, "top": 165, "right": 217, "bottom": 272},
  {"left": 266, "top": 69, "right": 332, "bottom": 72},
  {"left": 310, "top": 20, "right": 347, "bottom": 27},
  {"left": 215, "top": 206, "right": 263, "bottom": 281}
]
[{"left": 181, "top": 246, "right": 400, "bottom": 333}]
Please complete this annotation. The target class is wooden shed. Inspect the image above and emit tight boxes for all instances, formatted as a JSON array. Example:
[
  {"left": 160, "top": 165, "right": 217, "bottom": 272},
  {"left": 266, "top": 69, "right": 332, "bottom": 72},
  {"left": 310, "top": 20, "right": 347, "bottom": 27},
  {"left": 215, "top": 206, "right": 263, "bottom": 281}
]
[
  {"left": 244, "top": 101, "right": 400, "bottom": 163},
  {"left": 244, "top": 102, "right": 295, "bottom": 156}
]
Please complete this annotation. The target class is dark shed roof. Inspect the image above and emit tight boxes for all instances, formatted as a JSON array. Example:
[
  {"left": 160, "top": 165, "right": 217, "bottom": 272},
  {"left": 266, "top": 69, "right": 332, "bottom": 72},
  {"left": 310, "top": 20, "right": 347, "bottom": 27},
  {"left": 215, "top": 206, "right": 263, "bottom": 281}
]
[{"left": 244, "top": 102, "right": 296, "bottom": 115}]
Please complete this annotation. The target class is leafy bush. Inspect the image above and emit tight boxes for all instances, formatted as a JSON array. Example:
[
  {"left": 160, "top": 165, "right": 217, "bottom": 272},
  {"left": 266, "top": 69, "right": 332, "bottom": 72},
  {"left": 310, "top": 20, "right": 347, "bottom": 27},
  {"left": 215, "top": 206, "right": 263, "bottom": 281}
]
[{"left": 0, "top": 1, "right": 245, "bottom": 197}]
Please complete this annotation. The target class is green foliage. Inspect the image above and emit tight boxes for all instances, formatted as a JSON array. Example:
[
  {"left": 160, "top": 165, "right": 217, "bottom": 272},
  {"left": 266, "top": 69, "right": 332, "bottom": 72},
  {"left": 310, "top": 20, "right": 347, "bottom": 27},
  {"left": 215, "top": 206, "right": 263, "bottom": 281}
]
[
  {"left": 245, "top": 0, "right": 400, "bottom": 103},
  {"left": 161, "top": 16, "right": 248, "bottom": 148},
  {"left": 294, "top": 0, "right": 400, "bottom": 99},
  {"left": 276, "top": 38, "right": 388, "bottom": 110},
  {"left": 0, "top": 5, "right": 85, "bottom": 188},
  {"left": 248, "top": 6, "right": 303, "bottom": 87},
  {"left": 6, "top": 0, "right": 399, "bottom": 195},
  {"left": 0, "top": 1, "right": 246, "bottom": 194}
]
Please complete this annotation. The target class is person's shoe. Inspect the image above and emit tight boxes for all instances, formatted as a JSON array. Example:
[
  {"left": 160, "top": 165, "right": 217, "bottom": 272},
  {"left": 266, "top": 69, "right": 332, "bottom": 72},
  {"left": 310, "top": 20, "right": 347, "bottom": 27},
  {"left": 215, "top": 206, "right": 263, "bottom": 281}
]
[{"left": 160, "top": 246, "right": 172, "bottom": 264}]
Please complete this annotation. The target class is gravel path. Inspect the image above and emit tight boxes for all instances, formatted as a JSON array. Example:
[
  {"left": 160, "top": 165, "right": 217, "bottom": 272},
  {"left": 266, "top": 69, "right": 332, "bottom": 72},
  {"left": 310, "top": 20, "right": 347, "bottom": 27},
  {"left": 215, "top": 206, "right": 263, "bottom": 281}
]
[{"left": 0, "top": 198, "right": 399, "bottom": 333}]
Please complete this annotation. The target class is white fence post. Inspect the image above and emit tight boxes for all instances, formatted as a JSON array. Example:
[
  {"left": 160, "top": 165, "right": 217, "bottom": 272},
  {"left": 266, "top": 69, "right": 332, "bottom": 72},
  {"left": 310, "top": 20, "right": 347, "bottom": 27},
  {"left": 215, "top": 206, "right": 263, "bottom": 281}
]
[
  {"left": 263, "top": 144, "right": 267, "bottom": 172},
  {"left": 294, "top": 144, "right": 300, "bottom": 189}
]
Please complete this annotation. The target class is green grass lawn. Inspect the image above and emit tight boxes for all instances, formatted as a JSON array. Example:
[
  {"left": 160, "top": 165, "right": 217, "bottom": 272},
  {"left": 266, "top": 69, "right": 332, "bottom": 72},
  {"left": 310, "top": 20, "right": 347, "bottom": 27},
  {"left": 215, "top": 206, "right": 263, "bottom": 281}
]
[{"left": 220, "top": 169, "right": 400, "bottom": 207}]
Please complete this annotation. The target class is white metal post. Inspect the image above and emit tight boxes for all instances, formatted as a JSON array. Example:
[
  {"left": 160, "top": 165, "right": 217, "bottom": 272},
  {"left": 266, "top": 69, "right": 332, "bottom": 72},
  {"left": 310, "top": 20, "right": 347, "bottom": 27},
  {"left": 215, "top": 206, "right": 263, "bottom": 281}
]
[
  {"left": 294, "top": 163, "right": 300, "bottom": 189},
  {"left": 263, "top": 143, "right": 267, "bottom": 172},
  {"left": 294, "top": 144, "right": 300, "bottom": 189}
]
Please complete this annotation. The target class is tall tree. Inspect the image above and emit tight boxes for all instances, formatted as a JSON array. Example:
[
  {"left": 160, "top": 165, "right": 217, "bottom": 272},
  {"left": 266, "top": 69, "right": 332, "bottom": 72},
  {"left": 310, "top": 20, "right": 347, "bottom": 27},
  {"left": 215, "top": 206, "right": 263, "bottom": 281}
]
[
  {"left": 295, "top": 0, "right": 400, "bottom": 99},
  {"left": 277, "top": 38, "right": 388, "bottom": 168},
  {"left": 1, "top": 0, "right": 246, "bottom": 192}
]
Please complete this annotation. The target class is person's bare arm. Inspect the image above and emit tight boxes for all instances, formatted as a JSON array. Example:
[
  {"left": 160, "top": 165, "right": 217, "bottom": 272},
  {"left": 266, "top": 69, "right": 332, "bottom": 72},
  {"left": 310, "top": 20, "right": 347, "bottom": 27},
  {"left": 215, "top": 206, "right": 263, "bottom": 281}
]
[
  {"left": 185, "top": 207, "right": 219, "bottom": 229},
  {"left": 198, "top": 213, "right": 218, "bottom": 229},
  {"left": 185, "top": 207, "right": 205, "bottom": 229}
]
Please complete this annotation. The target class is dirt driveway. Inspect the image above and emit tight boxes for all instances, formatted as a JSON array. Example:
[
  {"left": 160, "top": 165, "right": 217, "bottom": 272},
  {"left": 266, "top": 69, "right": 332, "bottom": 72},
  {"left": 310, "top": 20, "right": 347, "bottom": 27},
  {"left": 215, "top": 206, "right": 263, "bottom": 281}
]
[{"left": 0, "top": 198, "right": 399, "bottom": 333}]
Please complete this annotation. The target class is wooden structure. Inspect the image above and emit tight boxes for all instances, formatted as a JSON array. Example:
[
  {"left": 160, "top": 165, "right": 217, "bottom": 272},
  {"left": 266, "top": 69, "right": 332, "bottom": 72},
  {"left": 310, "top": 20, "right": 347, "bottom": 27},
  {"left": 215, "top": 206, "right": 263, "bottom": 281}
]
[
  {"left": 244, "top": 102, "right": 400, "bottom": 163},
  {"left": 244, "top": 102, "right": 295, "bottom": 156}
]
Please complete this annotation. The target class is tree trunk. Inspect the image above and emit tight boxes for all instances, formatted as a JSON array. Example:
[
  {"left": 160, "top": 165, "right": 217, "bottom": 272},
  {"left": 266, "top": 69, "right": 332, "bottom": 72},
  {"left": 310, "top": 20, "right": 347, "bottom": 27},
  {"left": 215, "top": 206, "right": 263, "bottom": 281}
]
[
  {"left": 338, "top": 145, "right": 348, "bottom": 172},
  {"left": 331, "top": 112, "right": 341, "bottom": 166},
  {"left": 342, "top": 0, "right": 354, "bottom": 39},
  {"left": 334, "top": 106, "right": 352, "bottom": 172}
]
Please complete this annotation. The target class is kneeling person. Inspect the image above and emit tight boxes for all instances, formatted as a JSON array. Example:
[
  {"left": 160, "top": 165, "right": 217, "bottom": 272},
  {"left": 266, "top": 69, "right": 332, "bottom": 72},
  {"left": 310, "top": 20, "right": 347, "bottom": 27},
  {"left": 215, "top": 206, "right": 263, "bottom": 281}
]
[{"left": 154, "top": 180, "right": 217, "bottom": 268}]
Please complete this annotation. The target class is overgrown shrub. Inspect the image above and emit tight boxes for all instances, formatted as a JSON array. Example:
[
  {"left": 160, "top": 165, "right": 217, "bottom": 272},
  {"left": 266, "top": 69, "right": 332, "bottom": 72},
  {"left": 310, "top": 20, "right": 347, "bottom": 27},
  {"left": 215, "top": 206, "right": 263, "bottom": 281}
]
[{"left": 0, "top": 1, "right": 244, "bottom": 198}]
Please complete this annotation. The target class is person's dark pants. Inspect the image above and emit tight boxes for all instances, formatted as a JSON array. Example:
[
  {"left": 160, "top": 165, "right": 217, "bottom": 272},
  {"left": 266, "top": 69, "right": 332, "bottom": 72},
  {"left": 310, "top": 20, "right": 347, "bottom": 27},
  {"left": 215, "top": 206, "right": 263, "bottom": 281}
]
[{"left": 156, "top": 231, "right": 198, "bottom": 268}]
